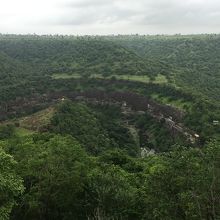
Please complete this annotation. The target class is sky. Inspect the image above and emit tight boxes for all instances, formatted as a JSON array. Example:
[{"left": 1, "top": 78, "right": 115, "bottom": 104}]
[{"left": 0, "top": 0, "right": 220, "bottom": 35}]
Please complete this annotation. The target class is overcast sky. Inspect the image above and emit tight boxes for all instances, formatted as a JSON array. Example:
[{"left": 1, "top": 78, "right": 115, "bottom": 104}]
[{"left": 0, "top": 0, "right": 220, "bottom": 35}]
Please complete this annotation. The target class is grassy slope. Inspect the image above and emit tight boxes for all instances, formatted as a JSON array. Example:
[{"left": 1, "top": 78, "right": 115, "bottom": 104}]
[
  {"left": 1, "top": 107, "right": 55, "bottom": 134},
  {"left": 18, "top": 107, "right": 55, "bottom": 131},
  {"left": 14, "top": 127, "right": 35, "bottom": 137},
  {"left": 52, "top": 73, "right": 168, "bottom": 84}
]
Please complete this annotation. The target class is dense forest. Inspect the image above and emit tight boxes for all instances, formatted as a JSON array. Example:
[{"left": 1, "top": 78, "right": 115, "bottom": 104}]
[
  {"left": 0, "top": 34, "right": 220, "bottom": 220},
  {"left": 106, "top": 34, "right": 220, "bottom": 101}
]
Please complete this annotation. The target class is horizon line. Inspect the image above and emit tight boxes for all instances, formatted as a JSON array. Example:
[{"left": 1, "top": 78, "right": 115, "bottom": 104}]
[{"left": 0, "top": 33, "right": 220, "bottom": 37}]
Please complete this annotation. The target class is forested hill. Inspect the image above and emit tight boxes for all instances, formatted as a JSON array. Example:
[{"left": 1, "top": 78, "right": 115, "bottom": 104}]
[
  {"left": 0, "top": 34, "right": 219, "bottom": 139},
  {"left": 0, "top": 35, "right": 171, "bottom": 78},
  {"left": 0, "top": 51, "right": 30, "bottom": 84},
  {"left": 106, "top": 34, "right": 220, "bottom": 100},
  {"left": 1, "top": 34, "right": 220, "bottom": 101},
  {"left": 0, "top": 34, "right": 220, "bottom": 220}
]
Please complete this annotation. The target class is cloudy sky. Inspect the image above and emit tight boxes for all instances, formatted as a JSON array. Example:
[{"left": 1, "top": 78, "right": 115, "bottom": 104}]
[{"left": 0, "top": 0, "right": 220, "bottom": 35}]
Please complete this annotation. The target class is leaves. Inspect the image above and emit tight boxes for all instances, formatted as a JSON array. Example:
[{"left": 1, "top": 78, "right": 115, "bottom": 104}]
[{"left": 0, "top": 148, "right": 24, "bottom": 220}]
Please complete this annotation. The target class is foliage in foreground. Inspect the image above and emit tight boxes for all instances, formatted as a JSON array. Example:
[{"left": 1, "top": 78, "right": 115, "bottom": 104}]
[
  {"left": 0, "top": 133, "right": 219, "bottom": 220},
  {"left": 0, "top": 147, "right": 24, "bottom": 220}
]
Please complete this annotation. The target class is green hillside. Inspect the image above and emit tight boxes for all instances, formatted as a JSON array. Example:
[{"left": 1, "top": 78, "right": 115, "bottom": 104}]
[
  {"left": 1, "top": 34, "right": 220, "bottom": 100},
  {"left": 0, "top": 35, "right": 171, "bottom": 79},
  {"left": 0, "top": 51, "right": 30, "bottom": 86},
  {"left": 106, "top": 35, "right": 220, "bottom": 100},
  {"left": 0, "top": 34, "right": 220, "bottom": 220}
]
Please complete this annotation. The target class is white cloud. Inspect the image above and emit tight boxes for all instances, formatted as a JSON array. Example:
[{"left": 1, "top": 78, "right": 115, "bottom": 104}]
[{"left": 0, "top": 0, "right": 220, "bottom": 34}]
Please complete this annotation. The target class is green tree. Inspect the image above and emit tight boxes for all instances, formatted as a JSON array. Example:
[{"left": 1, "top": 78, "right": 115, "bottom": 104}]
[
  {"left": 0, "top": 148, "right": 24, "bottom": 220},
  {"left": 0, "top": 125, "right": 15, "bottom": 140},
  {"left": 7, "top": 134, "right": 92, "bottom": 220},
  {"left": 86, "top": 164, "right": 137, "bottom": 219},
  {"left": 139, "top": 141, "right": 220, "bottom": 220}
]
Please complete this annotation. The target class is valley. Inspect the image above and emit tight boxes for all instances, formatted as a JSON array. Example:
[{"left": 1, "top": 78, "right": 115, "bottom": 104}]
[{"left": 0, "top": 34, "right": 219, "bottom": 220}]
